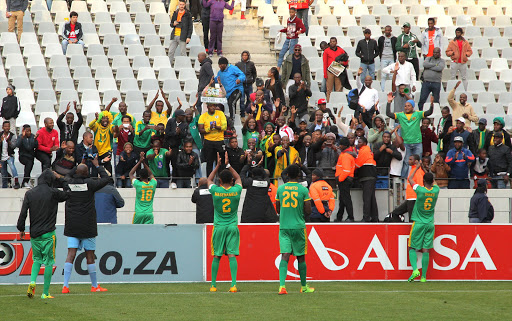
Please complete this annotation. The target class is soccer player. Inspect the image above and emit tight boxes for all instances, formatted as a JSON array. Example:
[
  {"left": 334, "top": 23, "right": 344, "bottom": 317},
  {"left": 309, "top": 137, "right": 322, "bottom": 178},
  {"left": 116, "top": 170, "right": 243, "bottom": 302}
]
[
  {"left": 407, "top": 161, "right": 439, "bottom": 282},
  {"left": 129, "top": 152, "right": 158, "bottom": 224},
  {"left": 276, "top": 164, "right": 314, "bottom": 294},
  {"left": 208, "top": 152, "right": 243, "bottom": 293},
  {"left": 17, "top": 169, "right": 69, "bottom": 299}
]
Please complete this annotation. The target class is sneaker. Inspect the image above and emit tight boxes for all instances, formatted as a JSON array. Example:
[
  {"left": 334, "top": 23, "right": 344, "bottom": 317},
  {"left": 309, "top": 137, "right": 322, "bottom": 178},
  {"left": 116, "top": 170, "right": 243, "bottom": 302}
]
[
  {"left": 228, "top": 286, "right": 238, "bottom": 293},
  {"left": 408, "top": 269, "right": 420, "bottom": 282},
  {"left": 208, "top": 54, "right": 213, "bottom": 58},
  {"left": 278, "top": 286, "right": 287, "bottom": 295},
  {"left": 22, "top": 182, "right": 31, "bottom": 189},
  {"left": 171, "top": 182, "right": 177, "bottom": 189},
  {"left": 14, "top": 182, "right": 20, "bottom": 189},
  {"left": 27, "top": 282, "right": 36, "bottom": 298},
  {"left": 420, "top": 277, "right": 427, "bottom": 283},
  {"left": 345, "top": 218, "right": 354, "bottom": 222},
  {"left": 61, "top": 286, "right": 70, "bottom": 294},
  {"left": 229, "top": 9, "right": 234, "bottom": 15},
  {"left": 300, "top": 285, "right": 315, "bottom": 293},
  {"left": 41, "top": 293, "right": 54, "bottom": 299},
  {"left": 91, "top": 285, "right": 108, "bottom": 292},
  {"left": 241, "top": 12, "right": 246, "bottom": 19},
  {"left": 210, "top": 286, "right": 217, "bottom": 292}
]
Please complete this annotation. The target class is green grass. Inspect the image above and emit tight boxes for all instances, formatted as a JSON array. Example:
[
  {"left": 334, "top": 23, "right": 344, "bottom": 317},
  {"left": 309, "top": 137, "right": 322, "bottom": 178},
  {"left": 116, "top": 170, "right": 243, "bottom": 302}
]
[{"left": 2, "top": 282, "right": 511, "bottom": 320}]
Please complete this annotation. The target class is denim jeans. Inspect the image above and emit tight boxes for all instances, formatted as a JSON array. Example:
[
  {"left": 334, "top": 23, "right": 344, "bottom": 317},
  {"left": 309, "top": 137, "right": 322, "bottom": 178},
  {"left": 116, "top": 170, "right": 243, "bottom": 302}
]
[
  {"left": 469, "top": 218, "right": 481, "bottom": 223},
  {"left": 157, "top": 178, "right": 170, "bottom": 188},
  {"left": 492, "top": 175, "right": 509, "bottom": 189},
  {"left": 418, "top": 81, "right": 441, "bottom": 111},
  {"left": 321, "top": 78, "right": 326, "bottom": 93},
  {"left": 401, "top": 143, "right": 423, "bottom": 178},
  {"left": 116, "top": 178, "right": 133, "bottom": 188},
  {"left": 192, "top": 147, "right": 202, "bottom": 183},
  {"left": 380, "top": 59, "right": 394, "bottom": 91},
  {"left": 61, "top": 39, "right": 85, "bottom": 55},
  {"left": 0, "top": 157, "right": 18, "bottom": 188},
  {"left": 176, "top": 178, "right": 192, "bottom": 188},
  {"left": 240, "top": 84, "right": 253, "bottom": 116},
  {"left": 277, "top": 38, "right": 298, "bottom": 68},
  {"left": 360, "top": 63, "right": 375, "bottom": 80},
  {"left": 296, "top": 8, "right": 309, "bottom": 35}
]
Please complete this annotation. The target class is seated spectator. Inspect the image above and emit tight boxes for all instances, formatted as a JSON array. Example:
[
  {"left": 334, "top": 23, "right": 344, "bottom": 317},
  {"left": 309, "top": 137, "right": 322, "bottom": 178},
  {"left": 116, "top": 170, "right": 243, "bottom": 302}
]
[
  {"left": 240, "top": 164, "right": 278, "bottom": 223},
  {"left": 487, "top": 132, "right": 512, "bottom": 189},
  {"left": 436, "top": 106, "right": 453, "bottom": 153},
  {"left": 17, "top": 125, "right": 37, "bottom": 188},
  {"left": 147, "top": 89, "right": 173, "bottom": 126},
  {"left": 445, "top": 136, "right": 475, "bottom": 189},
  {"left": 442, "top": 117, "right": 475, "bottom": 153},
  {"left": 468, "top": 179, "right": 494, "bottom": 223},
  {"left": 373, "top": 131, "right": 403, "bottom": 176},
  {"left": 420, "top": 118, "right": 438, "bottom": 157},
  {"left": 176, "top": 140, "right": 200, "bottom": 188},
  {"left": 242, "top": 118, "right": 259, "bottom": 150},
  {"left": 61, "top": 12, "right": 84, "bottom": 55},
  {"left": 0, "top": 120, "right": 19, "bottom": 188},
  {"left": 422, "top": 156, "right": 432, "bottom": 172},
  {"left": 116, "top": 142, "right": 138, "bottom": 188},
  {"left": 134, "top": 110, "right": 157, "bottom": 157},
  {"left": 191, "top": 177, "right": 214, "bottom": 223},
  {"left": 52, "top": 141, "right": 76, "bottom": 177},
  {"left": 274, "top": 135, "right": 299, "bottom": 180},
  {"left": 89, "top": 111, "right": 114, "bottom": 174},
  {"left": 368, "top": 115, "right": 394, "bottom": 147},
  {"left": 317, "top": 133, "right": 340, "bottom": 188},
  {"left": 75, "top": 132, "right": 99, "bottom": 177},
  {"left": 36, "top": 117, "right": 59, "bottom": 171},
  {"left": 114, "top": 115, "right": 134, "bottom": 161},
  {"left": 289, "top": 73, "right": 312, "bottom": 123},
  {"left": 57, "top": 101, "right": 82, "bottom": 144},
  {"left": 146, "top": 140, "right": 172, "bottom": 188},
  {"left": 447, "top": 81, "right": 478, "bottom": 129},
  {"left": 431, "top": 152, "right": 450, "bottom": 189},
  {"left": 95, "top": 179, "right": 125, "bottom": 224},
  {"left": 0, "top": 84, "right": 20, "bottom": 132},
  {"left": 484, "top": 117, "right": 512, "bottom": 150},
  {"left": 309, "top": 168, "right": 335, "bottom": 223},
  {"left": 472, "top": 118, "right": 490, "bottom": 153},
  {"left": 470, "top": 148, "right": 491, "bottom": 189},
  {"left": 246, "top": 90, "right": 272, "bottom": 122}
]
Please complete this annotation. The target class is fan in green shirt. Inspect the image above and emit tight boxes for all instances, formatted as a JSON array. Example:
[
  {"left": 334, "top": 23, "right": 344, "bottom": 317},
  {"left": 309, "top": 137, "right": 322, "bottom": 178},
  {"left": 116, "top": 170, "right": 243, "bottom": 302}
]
[
  {"left": 146, "top": 140, "right": 172, "bottom": 180},
  {"left": 133, "top": 110, "right": 156, "bottom": 150},
  {"left": 129, "top": 153, "right": 157, "bottom": 224}
]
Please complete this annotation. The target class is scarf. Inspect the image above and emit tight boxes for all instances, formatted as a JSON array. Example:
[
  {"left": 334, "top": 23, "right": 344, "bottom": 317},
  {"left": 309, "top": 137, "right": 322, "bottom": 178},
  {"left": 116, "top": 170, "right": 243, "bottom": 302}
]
[
  {"left": 477, "top": 129, "right": 486, "bottom": 149},
  {"left": 255, "top": 103, "right": 263, "bottom": 121},
  {"left": 274, "top": 146, "right": 300, "bottom": 179}
]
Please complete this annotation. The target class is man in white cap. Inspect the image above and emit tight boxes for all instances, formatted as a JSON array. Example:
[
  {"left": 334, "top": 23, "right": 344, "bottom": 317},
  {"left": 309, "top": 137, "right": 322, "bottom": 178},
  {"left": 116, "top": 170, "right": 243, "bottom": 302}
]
[{"left": 442, "top": 117, "right": 476, "bottom": 153}]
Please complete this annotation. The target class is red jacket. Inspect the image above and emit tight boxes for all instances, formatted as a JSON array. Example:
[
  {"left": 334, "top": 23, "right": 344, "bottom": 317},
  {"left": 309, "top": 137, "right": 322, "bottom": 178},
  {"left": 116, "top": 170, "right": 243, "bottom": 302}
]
[
  {"left": 280, "top": 16, "right": 305, "bottom": 39},
  {"left": 323, "top": 46, "right": 348, "bottom": 79},
  {"left": 335, "top": 151, "right": 355, "bottom": 182},
  {"left": 36, "top": 128, "right": 59, "bottom": 154}
]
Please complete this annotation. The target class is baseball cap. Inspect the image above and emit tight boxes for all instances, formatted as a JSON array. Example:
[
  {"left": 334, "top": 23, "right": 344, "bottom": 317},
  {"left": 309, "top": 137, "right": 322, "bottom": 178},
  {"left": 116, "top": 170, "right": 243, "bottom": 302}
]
[
  {"left": 454, "top": 136, "right": 464, "bottom": 142},
  {"left": 294, "top": 44, "right": 302, "bottom": 49},
  {"left": 175, "top": 109, "right": 185, "bottom": 116},
  {"left": 317, "top": 98, "right": 327, "bottom": 105},
  {"left": 403, "top": 22, "right": 411, "bottom": 28},
  {"left": 478, "top": 118, "right": 487, "bottom": 125},
  {"left": 299, "top": 118, "right": 307, "bottom": 124},
  {"left": 356, "top": 124, "right": 364, "bottom": 130},
  {"left": 456, "top": 117, "right": 466, "bottom": 123},
  {"left": 255, "top": 78, "right": 264, "bottom": 87}
]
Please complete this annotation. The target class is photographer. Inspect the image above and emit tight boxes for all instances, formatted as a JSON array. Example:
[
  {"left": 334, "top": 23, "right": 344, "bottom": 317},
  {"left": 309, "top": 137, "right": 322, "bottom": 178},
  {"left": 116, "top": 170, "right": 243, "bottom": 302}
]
[{"left": 75, "top": 132, "right": 99, "bottom": 177}]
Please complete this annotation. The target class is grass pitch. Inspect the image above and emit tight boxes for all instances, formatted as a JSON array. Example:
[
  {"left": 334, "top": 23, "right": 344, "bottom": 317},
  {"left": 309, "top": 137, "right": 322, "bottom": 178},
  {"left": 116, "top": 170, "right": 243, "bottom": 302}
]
[{"left": 1, "top": 282, "right": 511, "bottom": 320}]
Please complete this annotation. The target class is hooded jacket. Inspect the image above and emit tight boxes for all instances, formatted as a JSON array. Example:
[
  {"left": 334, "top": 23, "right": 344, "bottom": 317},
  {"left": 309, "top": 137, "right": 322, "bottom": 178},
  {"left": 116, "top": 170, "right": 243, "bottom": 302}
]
[
  {"left": 64, "top": 166, "right": 112, "bottom": 238},
  {"left": 170, "top": 8, "right": 193, "bottom": 42},
  {"left": 17, "top": 169, "right": 69, "bottom": 238},
  {"left": 62, "top": 21, "right": 83, "bottom": 41},
  {"left": 191, "top": 185, "right": 214, "bottom": 223},
  {"left": 235, "top": 51, "right": 257, "bottom": 86},
  {"left": 468, "top": 192, "right": 494, "bottom": 222},
  {"left": 215, "top": 64, "right": 246, "bottom": 98},
  {"left": 281, "top": 54, "right": 311, "bottom": 88},
  {"left": 367, "top": 115, "right": 392, "bottom": 146},
  {"left": 240, "top": 165, "right": 278, "bottom": 223},
  {"left": 0, "top": 95, "right": 21, "bottom": 120},
  {"left": 198, "top": 57, "right": 214, "bottom": 92}
]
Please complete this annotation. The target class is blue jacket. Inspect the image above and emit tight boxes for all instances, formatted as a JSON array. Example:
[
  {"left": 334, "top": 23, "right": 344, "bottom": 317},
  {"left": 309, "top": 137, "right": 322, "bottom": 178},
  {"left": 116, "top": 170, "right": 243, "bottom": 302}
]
[
  {"left": 215, "top": 65, "right": 245, "bottom": 98},
  {"left": 95, "top": 184, "right": 125, "bottom": 224},
  {"left": 445, "top": 147, "right": 475, "bottom": 179}
]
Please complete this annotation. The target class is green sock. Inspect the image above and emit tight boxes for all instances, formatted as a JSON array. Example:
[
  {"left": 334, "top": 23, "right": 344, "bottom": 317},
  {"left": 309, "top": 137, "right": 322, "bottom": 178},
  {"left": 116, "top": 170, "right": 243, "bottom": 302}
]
[
  {"left": 298, "top": 261, "right": 307, "bottom": 287},
  {"left": 421, "top": 252, "right": 430, "bottom": 279},
  {"left": 211, "top": 257, "right": 220, "bottom": 287},
  {"left": 30, "top": 261, "right": 41, "bottom": 284},
  {"left": 228, "top": 257, "right": 237, "bottom": 287},
  {"left": 409, "top": 249, "right": 418, "bottom": 271},
  {"left": 279, "top": 260, "right": 288, "bottom": 287},
  {"left": 43, "top": 265, "right": 53, "bottom": 295}
]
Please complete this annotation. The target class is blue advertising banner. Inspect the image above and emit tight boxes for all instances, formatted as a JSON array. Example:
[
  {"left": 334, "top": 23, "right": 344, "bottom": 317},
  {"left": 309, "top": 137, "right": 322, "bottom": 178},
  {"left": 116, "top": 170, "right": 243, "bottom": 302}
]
[{"left": 0, "top": 224, "right": 204, "bottom": 284}]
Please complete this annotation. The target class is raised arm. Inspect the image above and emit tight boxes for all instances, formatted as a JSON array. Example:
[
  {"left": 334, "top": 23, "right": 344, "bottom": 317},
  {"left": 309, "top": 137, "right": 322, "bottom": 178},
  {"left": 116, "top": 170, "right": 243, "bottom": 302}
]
[
  {"left": 105, "top": 97, "right": 117, "bottom": 112},
  {"left": 408, "top": 161, "right": 421, "bottom": 187},
  {"left": 423, "top": 96, "right": 434, "bottom": 117},
  {"left": 385, "top": 92, "right": 396, "bottom": 119},
  {"left": 129, "top": 153, "right": 144, "bottom": 181},
  {"left": 225, "top": 151, "right": 242, "bottom": 186},
  {"left": 207, "top": 152, "right": 222, "bottom": 186}
]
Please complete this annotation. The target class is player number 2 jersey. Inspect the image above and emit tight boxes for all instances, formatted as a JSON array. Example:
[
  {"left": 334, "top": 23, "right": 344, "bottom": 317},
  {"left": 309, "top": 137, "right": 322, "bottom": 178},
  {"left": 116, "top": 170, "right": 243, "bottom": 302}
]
[
  {"left": 411, "top": 184, "right": 440, "bottom": 224},
  {"left": 133, "top": 179, "right": 158, "bottom": 215},
  {"left": 210, "top": 184, "right": 243, "bottom": 227},
  {"left": 276, "top": 182, "right": 311, "bottom": 229}
]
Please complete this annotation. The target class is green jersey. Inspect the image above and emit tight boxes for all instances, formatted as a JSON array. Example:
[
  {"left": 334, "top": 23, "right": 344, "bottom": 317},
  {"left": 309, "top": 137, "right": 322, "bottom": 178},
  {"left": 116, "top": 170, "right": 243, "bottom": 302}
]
[
  {"left": 210, "top": 184, "right": 243, "bottom": 227},
  {"left": 133, "top": 178, "right": 157, "bottom": 215},
  {"left": 242, "top": 129, "right": 259, "bottom": 150},
  {"left": 146, "top": 148, "right": 170, "bottom": 178},
  {"left": 411, "top": 184, "right": 440, "bottom": 224},
  {"left": 276, "top": 182, "right": 311, "bottom": 230},
  {"left": 133, "top": 120, "right": 156, "bottom": 149},
  {"left": 395, "top": 111, "right": 424, "bottom": 144}
]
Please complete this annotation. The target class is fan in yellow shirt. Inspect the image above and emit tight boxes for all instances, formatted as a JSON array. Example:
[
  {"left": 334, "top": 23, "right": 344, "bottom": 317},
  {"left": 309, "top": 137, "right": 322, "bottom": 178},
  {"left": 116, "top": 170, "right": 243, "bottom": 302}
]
[
  {"left": 147, "top": 89, "right": 173, "bottom": 126},
  {"left": 89, "top": 111, "right": 115, "bottom": 173}
]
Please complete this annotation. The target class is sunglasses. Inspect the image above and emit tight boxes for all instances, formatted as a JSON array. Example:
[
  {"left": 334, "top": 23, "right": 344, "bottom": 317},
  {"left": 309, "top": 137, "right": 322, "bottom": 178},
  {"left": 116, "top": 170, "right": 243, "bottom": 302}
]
[{"left": 294, "top": 49, "right": 301, "bottom": 51}]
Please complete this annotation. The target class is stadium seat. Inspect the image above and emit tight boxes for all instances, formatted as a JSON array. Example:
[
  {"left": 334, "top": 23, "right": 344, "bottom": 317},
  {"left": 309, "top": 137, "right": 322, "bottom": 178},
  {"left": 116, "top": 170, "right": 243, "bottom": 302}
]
[
  {"left": 132, "top": 56, "right": 151, "bottom": 70},
  {"left": 486, "top": 103, "right": 505, "bottom": 115},
  {"left": 491, "top": 58, "right": 510, "bottom": 73},
  {"left": 488, "top": 80, "right": 507, "bottom": 94},
  {"left": 35, "top": 100, "right": 56, "bottom": 115},
  {"left": 81, "top": 89, "right": 101, "bottom": 103},
  {"left": 55, "top": 78, "right": 76, "bottom": 92},
  {"left": 158, "top": 67, "right": 177, "bottom": 81},
  {"left": 98, "top": 78, "right": 119, "bottom": 92},
  {"left": 321, "top": 15, "right": 339, "bottom": 27}
]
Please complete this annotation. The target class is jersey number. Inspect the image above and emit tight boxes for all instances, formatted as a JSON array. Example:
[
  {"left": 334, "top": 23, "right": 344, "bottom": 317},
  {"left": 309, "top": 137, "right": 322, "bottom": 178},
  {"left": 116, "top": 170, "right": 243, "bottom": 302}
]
[
  {"left": 141, "top": 189, "right": 154, "bottom": 202},
  {"left": 424, "top": 197, "right": 433, "bottom": 211},
  {"left": 282, "top": 191, "right": 298, "bottom": 208},
  {"left": 222, "top": 199, "right": 231, "bottom": 213}
]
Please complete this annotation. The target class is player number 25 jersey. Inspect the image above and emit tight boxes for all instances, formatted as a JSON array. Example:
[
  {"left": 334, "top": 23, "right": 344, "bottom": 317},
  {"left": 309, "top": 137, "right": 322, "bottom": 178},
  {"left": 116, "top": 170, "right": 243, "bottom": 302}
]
[{"left": 276, "top": 182, "right": 311, "bottom": 230}]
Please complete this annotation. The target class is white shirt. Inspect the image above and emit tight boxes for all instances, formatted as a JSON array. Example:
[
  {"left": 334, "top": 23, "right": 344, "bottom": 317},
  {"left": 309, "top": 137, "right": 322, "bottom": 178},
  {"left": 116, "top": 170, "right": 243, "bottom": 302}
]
[
  {"left": 382, "top": 60, "right": 416, "bottom": 87},
  {"left": 389, "top": 147, "right": 406, "bottom": 176},
  {"left": 1, "top": 137, "right": 8, "bottom": 161},
  {"left": 356, "top": 75, "right": 379, "bottom": 111}
]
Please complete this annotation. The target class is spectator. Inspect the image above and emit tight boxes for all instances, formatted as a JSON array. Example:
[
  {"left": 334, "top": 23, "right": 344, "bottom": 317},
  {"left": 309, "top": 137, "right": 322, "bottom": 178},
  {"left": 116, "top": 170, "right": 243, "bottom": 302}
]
[
  {"left": 355, "top": 67, "right": 380, "bottom": 116},
  {"left": 309, "top": 168, "right": 335, "bottom": 222},
  {"left": 147, "top": 89, "right": 173, "bottom": 127},
  {"left": 386, "top": 94, "right": 434, "bottom": 177},
  {"left": 448, "top": 81, "right": 478, "bottom": 129},
  {"left": 418, "top": 48, "right": 444, "bottom": 111},
  {"left": 57, "top": 101, "right": 82, "bottom": 145},
  {"left": 242, "top": 118, "right": 259, "bottom": 150},
  {"left": 6, "top": 0, "right": 28, "bottom": 42},
  {"left": 89, "top": 112, "right": 114, "bottom": 174},
  {"left": 308, "top": 110, "right": 329, "bottom": 134},
  {"left": 280, "top": 160, "right": 311, "bottom": 186},
  {"left": 260, "top": 125, "right": 278, "bottom": 174},
  {"left": 281, "top": 44, "right": 311, "bottom": 96},
  {"left": 422, "top": 155, "right": 432, "bottom": 172},
  {"left": 200, "top": 0, "right": 213, "bottom": 50},
  {"left": 396, "top": 22, "right": 421, "bottom": 80},
  {"left": 355, "top": 137, "right": 378, "bottom": 222},
  {"left": 431, "top": 152, "right": 450, "bottom": 189},
  {"left": 265, "top": 67, "right": 286, "bottom": 106},
  {"left": 277, "top": 7, "right": 305, "bottom": 69},
  {"left": 294, "top": 133, "right": 322, "bottom": 168},
  {"left": 383, "top": 52, "right": 416, "bottom": 93},
  {"left": 484, "top": 117, "right": 512, "bottom": 150},
  {"left": 445, "top": 136, "right": 475, "bottom": 189},
  {"left": 36, "top": 118, "right": 59, "bottom": 171},
  {"left": 373, "top": 131, "right": 402, "bottom": 176},
  {"left": 420, "top": 118, "right": 438, "bottom": 157},
  {"left": 116, "top": 142, "right": 137, "bottom": 188},
  {"left": 246, "top": 90, "right": 273, "bottom": 123},
  {"left": 240, "top": 164, "right": 278, "bottom": 223},
  {"left": 443, "top": 117, "right": 476, "bottom": 153},
  {"left": 317, "top": 133, "right": 340, "bottom": 187},
  {"left": 216, "top": 57, "right": 245, "bottom": 120},
  {"left": 94, "top": 180, "right": 124, "bottom": 224},
  {"left": 197, "top": 53, "right": 215, "bottom": 111},
  {"left": 390, "top": 83, "right": 414, "bottom": 114},
  {"left": 0, "top": 85, "right": 20, "bottom": 133},
  {"left": 389, "top": 131, "right": 406, "bottom": 178},
  {"left": 471, "top": 148, "right": 491, "bottom": 189},
  {"left": 191, "top": 177, "right": 214, "bottom": 223},
  {"left": 16, "top": 124, "right": 37, "bottom": 188},
  {"left": 421, "top": 18, "right": 442, "bottom": 58},
  {"left": 436, "top": 106, "right": 453, "bottom": 153},
  {"left": 229, "top": 0, "right": 246, "bottom": 19},
  {"left": 235, "top": 50, "right": 257, "bottom": 122},
  {"left": 355, "top": 29, "right": 379, "bottom": 80},
  {"left": 274, "top": 135, "right": 299, "bottom": 180},
  {"left": 324, "top": 37, "right": 350, "bottom": 102},
  {"left": 185, "top": 105, "right": 203, "bottom": 182},
  {"left": 276, "top": 115, "right": 295, "bottom": 142},
  {"left": 75, "top": 132, "right": 99, "bottom": 177},
  {"left": 487, "top": 132, "right": 512, "bottom": 189},
  {"left": 113, "top": 115, "right": 134, "bottom": 162},
  {"left": 378, "top": 25, "right": 397, "bottom": 92},
  {"left": 152, "top": 122, "right": 166, "bottom": 149},
  {"left": 198, "top": 102, "right": 227, "bottom": 175},
  {"left": 446, "top": 27, "right": 473, "bottom": 91},
  {"left": 251, "top": 78, "right": 272, "bottom": 105},
  {"left": 0, "top": 120, "right": 19, "bottom": 188},
  {"left": 164, "top": 109, "right": 188, "bottom": 173},
  {"left": 168, "top": 0, "right": 192, "bottom": 65},
  {"left": 190, "top": 0, "right": 202, "bottom": 22},
  {"left": 52, "top": 141, "right": 76, "bottom": 177},
  {"left": 61, "top": 12, "right": 84, "bottom": 55},
  {"left": 133, "top": 110, "right": 157, "bottom": 157},
  {"left": 335, "top": 137, "right": 355, "bottom": 222},
  {"left": 472, "top": 118, "right": 490, "bottom": 152},
  {"left": 368, "top": 115, "right": 394, "bottom": 147},
  {"left": 319, "top": 41, "right": 329, "bottom": 93},
  {"left": 289, "top": 73, "right": 312, "bottom": 123},
  {"left": 176, "top": 140, "right": 200, "bottom": 188},
  {"left": 204, "top": 0, "right": 234, "bottom": 57},
  {"left": 110, "top": 99, "right": 135, "bottom": 161},
  {"left": 310, "top": 99, "right": 335, "bottom": 126},
  {"left": 468, "top": 179, "right": 494, "bottom": 223},
  {"left": 246, "top": 138, "right": 263, "bottom": 166},
  {"left": 146, "top": 140, "right": 172, "bottom": 188},
  {"left": 289, "top": 0, "right": 312, "bottom": 35},
  {"left": 389, "top": 154, "right": 424, "bottom": 221}
]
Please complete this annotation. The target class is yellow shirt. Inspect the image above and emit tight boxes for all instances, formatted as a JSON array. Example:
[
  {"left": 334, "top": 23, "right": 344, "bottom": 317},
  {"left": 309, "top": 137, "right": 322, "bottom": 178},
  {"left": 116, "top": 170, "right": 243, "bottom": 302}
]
[
  {"left": 150, "top": 110, "right": 169, "bottom": 127},
  {"left": 174, "top": 11, "right": 185, "bottom": 37},
  {"left": 198, "top": 111, "right": 227, "bottom": 142},
  {"left": 89, "top": 120, "right": 115, "bottom": 156}
]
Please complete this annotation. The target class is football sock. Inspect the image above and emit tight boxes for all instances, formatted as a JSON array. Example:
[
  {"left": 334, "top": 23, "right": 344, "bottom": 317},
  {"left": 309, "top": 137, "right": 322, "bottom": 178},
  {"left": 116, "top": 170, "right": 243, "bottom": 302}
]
[
  {"left": 43, "top": 265, "right": 53, "bottom": 295},
  {"left": 279, "top": 259, "right": 288, "bottom": 287},
  {"left": 409, "top": 249, "right": 418, "bottom": 271},
  {"left": 298, "top": 261, "right": 307, "bottom": 287},
  {"left": 63, "top": 262, "right": 73, "bottom": 287},
  {"left": 88, "top": 264, "right": 98, "bottom": 288},
  {"left": 211, "top": 257, "right": 220, "bottom": 287},
  {"left": 421, "top": 252, "right": 430, "bottom": 279},
  {"left": 228, "top": 257, "right": 237, "bottom": 287},
  {"left": 31, "top": 261, "right": 41, "bottom": 283}
]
